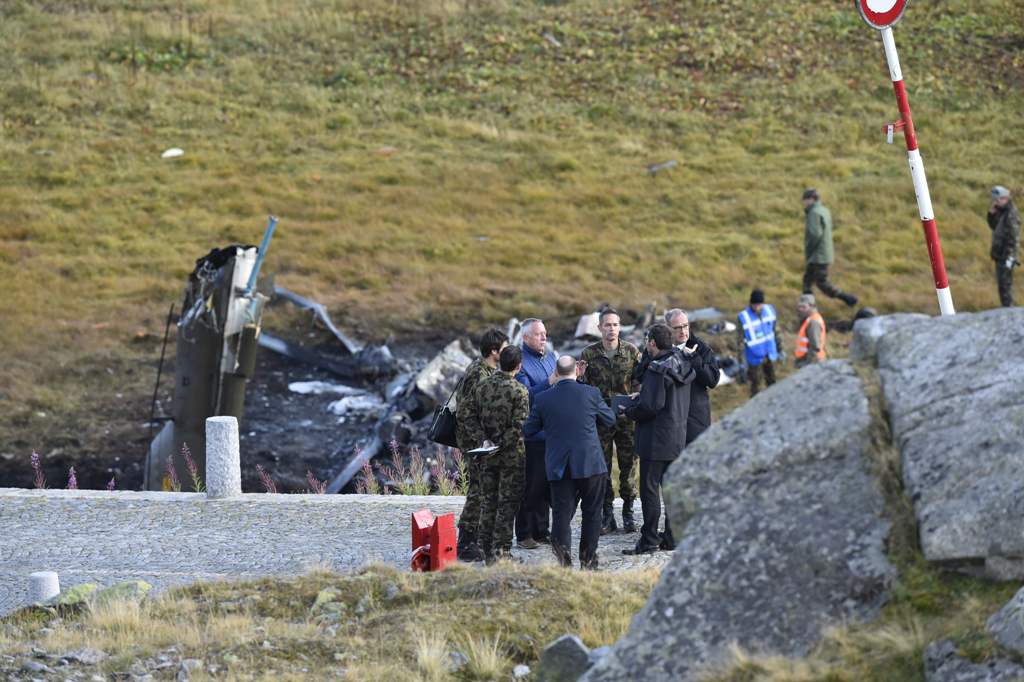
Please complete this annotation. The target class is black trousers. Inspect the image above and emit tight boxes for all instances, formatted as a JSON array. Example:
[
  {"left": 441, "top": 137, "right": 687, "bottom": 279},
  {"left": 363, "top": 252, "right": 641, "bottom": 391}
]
[
  {"left": 638, "top": 459, "right": 673, "bottom": 551},
  {"left": 747, "top": 358, "right": 776, "bottom": 397},
  {"left": 803, "top": 262, "right": 847, "bottom": 300},
  {"left": 515, "top": 440, "right": 551, "bottom": 542},
  {"left": 549, "top": 468, "right": 604, "bottom": 569}
]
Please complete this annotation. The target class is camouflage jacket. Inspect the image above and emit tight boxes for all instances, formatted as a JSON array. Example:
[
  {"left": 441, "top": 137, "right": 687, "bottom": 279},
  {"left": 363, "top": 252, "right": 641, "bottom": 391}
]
[
  {"left": 461, "top": 371, "right": 529, "bottom": 458},
  {"left": 580, "top": 340, "right": 641, "bottom": 429},
  {"left": 989, "top": 201, "right": 1021, "bottom": 261},
  {"left": 454, "top": 358, "right": 497, "bottom": 450},
  {"left": 580, "top": 340, "right": 641, "bottom": 402}
]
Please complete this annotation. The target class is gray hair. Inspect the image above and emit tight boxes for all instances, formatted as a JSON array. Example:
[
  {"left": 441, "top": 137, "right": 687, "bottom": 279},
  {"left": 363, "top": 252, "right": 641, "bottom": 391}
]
[
  {"left": 664, "top": 308, "right": 688, "bottom": 324},
  {"left": 521, "top": 318, "right": 543, "bottom": 335}
]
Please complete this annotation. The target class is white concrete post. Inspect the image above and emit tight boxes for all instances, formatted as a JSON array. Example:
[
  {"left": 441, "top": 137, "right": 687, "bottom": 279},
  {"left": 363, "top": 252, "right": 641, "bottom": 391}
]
[
  {"left": 29, "top": 571, "right": 60, "bottom": 602},
  {"left": 206, "top": 416, "right": 242, "bottom": 499}
]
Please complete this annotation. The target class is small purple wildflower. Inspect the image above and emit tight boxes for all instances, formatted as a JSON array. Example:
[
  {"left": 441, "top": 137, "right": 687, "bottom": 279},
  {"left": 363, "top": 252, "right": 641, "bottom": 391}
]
[
  {"left": 306, "top": 470, "right": 327, "bottom": 495},
  {"left": 181, "top": 442, "right": 203, "bottom": 492},
  {"left": 30, "top": 451, "right": 45, "bottom": 489},
  {"left": 66, "top": 466, "right": 78, "bottom": 490},
  {"left": 165, "top": 456, "right": 181, "bottom": 492},
  {"left": 256, "top": 464, "right": 277, "bottom": 494},
  {"left": 106, "top": 477, "right": 116, "bottom": 492}
]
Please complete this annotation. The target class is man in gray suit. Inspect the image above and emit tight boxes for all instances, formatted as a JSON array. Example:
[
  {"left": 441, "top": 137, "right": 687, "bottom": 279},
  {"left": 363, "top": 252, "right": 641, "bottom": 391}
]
[{"left": 524, "top": 355, "right": 615, "bottom": 569}]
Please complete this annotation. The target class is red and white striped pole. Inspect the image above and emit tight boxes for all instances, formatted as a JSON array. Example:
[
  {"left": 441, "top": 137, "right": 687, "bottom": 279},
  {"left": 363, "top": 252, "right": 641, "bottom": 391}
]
[{"left": 859, "top": 0, "right": 955, "bottom": 315}]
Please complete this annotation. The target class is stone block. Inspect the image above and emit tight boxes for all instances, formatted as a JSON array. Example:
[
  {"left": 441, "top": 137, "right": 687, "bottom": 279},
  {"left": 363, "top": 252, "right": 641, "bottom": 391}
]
[{"left": 206, "top": 416, "right": 241, "bottom": 499}]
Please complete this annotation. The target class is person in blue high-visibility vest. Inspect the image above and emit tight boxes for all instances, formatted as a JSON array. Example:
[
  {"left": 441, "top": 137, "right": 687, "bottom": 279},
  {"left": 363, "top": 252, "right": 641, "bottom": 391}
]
[{"left": 737, "top": 289, "right": 784, "bottom": 397}]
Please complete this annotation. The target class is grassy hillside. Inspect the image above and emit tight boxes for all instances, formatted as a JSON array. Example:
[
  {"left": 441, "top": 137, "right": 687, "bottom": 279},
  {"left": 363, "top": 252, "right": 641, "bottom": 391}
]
[{"left": 1, "top": 0, "right": 1022, "bottom": 457}]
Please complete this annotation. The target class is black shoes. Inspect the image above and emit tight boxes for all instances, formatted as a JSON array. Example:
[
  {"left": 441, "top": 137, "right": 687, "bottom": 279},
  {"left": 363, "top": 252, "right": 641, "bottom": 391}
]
[
  {"left": 517, "top": 538, "right": 540, "bottom": 550},
  {"left": 622, "top": 545, "right": 658, "bottom": 556},
  {"left": 839, "top": 292, "right": 859, "bottom": 307},
  {"left": 601, "top": 511, "right": 617, "bottom": 535},
  {"left": 457, "top": 532, "right": 485, "bottom": 562},
  {"left": 621, "top": 508, "right": 637, "bottom": 533}
]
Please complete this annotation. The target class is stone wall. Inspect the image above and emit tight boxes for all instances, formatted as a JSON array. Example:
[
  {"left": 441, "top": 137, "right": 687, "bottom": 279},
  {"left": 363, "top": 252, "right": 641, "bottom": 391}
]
[
  {"left": 0, "top": 489, "right": 659, "bottom": 616},
  {"left": 0, "top": 489, "right": 462, "bottom": 615}
]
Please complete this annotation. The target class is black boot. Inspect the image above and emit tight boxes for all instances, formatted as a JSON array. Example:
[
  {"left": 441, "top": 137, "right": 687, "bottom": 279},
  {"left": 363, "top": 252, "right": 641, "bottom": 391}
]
[
  {"left": 457, "top": 530, "right": 484, "bottom": 562},
  {"left": 601, "top": 509, "right": 617, "bottom": 535},
  {"left": 621, "top": 504, "right": 637, "bottom": 533},
  {"left": 839, "top": 292, "right": 858, "bottom": 307}
]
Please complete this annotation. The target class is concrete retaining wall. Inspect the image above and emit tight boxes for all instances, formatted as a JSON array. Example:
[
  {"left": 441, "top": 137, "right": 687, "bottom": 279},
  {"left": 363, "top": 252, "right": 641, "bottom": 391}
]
[{"left": 0, "top": 488, "right": 463, "bottom": 615}]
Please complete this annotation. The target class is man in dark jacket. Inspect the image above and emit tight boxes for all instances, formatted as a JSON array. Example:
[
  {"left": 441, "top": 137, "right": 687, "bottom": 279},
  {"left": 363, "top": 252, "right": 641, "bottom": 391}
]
[
  {"left": 524, "top": 356, "right": 615, "bottom": 569},
  {"left": 666, "top": 308, "right": 721, "bottom": 445},
  {"left": 622, "top": 324, "right": 695, "bottom": 555},
  {"left": 988, "top": 185, "right": 1021, "bottom": 307}
]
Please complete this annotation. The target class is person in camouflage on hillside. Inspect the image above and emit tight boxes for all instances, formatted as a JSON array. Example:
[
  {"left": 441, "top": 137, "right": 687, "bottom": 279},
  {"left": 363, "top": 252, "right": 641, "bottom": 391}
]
[
  {"left": 988, "top": 185, "right": 1021, "bottom": 307},
  {"left": 579, "top": 308, "right": 641, "bottom": 534},
  {"left": 454, "top": 328, "right": 509, "bottom": 562},
  {"left": 461, "top": 345, "right": 530, "bottom": 564}
]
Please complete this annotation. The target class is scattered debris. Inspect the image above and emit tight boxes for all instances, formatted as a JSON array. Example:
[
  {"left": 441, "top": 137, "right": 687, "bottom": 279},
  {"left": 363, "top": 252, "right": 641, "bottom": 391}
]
[
  {"left": 541, "top": 31, "right": 562, "bottom": 48},
  {"left": 287, "top": 381, "right": 364, "bottom": 396},
  {"left": 273, "top": 286, "right": 361, "bottom": 355},
  {"left": 413, "top": 340, "right": 473, "bottom": 406},
  {"left": 259, "top": 333, "right": 396, "bottom": 380},
  {"left": 646, "top": 159, "right": 678, "bottom": 176},
  {"left": 574, "top": 312, "right": 601, "bottom": 340},
  {"left": 327, "top": 394, "right": 386, "bottom": 418},
  {"left": 160, "top": 148, "right": 184, "bottom": 159}
]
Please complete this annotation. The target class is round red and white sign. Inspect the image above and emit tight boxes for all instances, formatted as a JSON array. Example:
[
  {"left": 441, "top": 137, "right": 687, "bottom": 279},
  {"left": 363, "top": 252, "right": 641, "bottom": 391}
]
[{"left": 856, "top": 0, "right": 909, "bottom": 29}]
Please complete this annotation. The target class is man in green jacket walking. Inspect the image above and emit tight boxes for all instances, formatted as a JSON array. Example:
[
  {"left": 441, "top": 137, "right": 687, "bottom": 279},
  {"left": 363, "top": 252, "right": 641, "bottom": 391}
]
[{"left": 802, "top": 188, "right": 858, "bottom": 307}]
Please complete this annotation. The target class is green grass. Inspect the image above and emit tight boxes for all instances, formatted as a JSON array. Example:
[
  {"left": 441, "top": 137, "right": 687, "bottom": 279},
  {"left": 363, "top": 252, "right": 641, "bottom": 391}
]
[{"left": 1, "top": 0, "right": 1022, "bottom": 457}]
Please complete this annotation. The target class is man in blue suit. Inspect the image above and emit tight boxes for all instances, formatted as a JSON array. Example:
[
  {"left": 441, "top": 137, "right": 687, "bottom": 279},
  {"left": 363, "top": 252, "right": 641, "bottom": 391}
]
[{"left": 524, "top": 355, "right": 616, "bottom": 569}]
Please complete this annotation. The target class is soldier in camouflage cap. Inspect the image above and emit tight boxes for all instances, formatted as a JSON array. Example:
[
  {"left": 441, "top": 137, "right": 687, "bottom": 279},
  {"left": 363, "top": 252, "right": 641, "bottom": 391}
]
[
  {"left": 455, "top": 328, "right": 509, "bottom": 562},
  {"left": 461, "top": 345, "right": 530, "bottom": 563},
  {"left": 579, "top": 308, "right": 641, "bottom": 533}
]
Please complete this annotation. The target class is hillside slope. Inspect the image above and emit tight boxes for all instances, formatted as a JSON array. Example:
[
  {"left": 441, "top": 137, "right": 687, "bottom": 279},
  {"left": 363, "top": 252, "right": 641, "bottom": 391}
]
[{"left": 1, "top": 0, "right": 1022, "bottom": 463}]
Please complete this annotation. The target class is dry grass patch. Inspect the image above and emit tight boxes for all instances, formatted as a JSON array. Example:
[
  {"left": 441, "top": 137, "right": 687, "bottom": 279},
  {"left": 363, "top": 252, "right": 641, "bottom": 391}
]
[{"left": 2, "top": 563, "right": 660, "bottom": 680}]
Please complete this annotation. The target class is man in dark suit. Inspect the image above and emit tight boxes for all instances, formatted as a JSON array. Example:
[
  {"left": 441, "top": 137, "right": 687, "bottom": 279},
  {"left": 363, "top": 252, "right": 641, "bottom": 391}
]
[
  {"left": 524, "top": 355, "right": 615, "bottom": 569},
  {"left": 623, "top": 324, "right": 695, "bottom": 555}
]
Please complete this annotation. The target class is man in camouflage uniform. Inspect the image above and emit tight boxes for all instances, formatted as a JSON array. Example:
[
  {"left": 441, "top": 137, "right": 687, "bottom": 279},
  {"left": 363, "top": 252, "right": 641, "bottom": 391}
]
[
  {"left": 988, "top": 185, "right": 1021, "bottom": 307},
  {"left": 461, "top": 345, "right": 530, "bottom": 563},
  {"left": 580, "top": 307, "right": 641, "bottom": 534},
  {"left": 455, "top": 328, "right": 509, "bottom": 562}
]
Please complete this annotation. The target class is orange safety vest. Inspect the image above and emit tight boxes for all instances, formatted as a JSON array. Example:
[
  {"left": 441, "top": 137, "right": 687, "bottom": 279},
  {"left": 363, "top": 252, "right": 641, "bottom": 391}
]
[{"left": 795, "top": 311, "right": 827, "bottom": 361}]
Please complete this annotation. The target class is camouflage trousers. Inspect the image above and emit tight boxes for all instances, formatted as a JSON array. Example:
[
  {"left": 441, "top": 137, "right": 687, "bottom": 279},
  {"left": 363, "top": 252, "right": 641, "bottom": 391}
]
[
  {"left": 599, "top": 423, "right": 637, "bottom": 515},
  {"left": 478, "top": 450, "right": 525, "bottom": 555},
  {"left": 456, "top": 449, "right": 483, "bottom": 537},
  {"left": 996, "top": 261, "right": 1015, "bottom": 307}
]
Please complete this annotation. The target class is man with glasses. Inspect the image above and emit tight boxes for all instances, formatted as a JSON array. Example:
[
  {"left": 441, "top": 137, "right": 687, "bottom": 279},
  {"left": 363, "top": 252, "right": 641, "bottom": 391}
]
[{"left": 665, "top": 308, "right": 720, "bottom": 447}]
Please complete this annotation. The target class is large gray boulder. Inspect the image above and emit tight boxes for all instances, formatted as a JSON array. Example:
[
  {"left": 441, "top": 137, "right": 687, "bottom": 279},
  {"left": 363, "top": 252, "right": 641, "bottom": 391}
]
[
  {"left": 584, "top": 361, "right": 896, "bottom": 681},
  {"left": 925, "top": 639, "right": 1024, "bottom": 682},
  {"left": 987, "top": 587, "right": 1024, "bottom": 658},
  {"left": 876, "top": 308, "right": 1024, "bottom": 579},
  {"left": 850, "top": 313, "right": 930, "bottom": 363}
]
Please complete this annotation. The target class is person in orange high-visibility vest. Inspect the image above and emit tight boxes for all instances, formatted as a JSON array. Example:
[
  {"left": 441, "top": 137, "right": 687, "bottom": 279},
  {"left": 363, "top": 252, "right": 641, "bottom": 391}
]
[{"left": 794, "top": 293, "right": 826, "bottom": 369}]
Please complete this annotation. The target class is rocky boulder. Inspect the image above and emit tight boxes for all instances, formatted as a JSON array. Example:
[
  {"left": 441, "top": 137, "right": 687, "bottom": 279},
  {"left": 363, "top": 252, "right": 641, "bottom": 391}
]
[
  {"left": 925, "top": 639, "right": 1024, "bottom": 682},
  {"left": 874, "top": 308, "right": 1024, "bottom": 579},
  {"left": 584, "top": 361, "right": 896, "bottom": 681},
  {"left": 987, "top": 587, "right": 1024, "bottom": 658}
]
